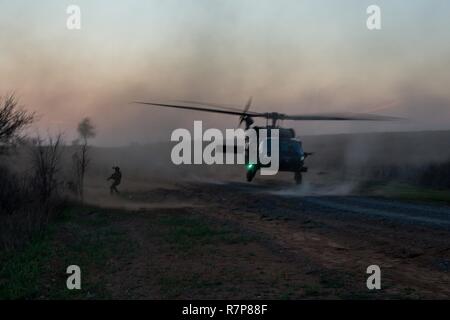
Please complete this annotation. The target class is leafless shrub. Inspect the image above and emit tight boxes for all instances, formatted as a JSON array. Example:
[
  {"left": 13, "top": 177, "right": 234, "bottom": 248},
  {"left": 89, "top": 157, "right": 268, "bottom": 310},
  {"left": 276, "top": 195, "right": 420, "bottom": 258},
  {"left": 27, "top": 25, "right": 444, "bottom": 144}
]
[
  {"left": 364, "top": 159, "right": 450, "bottom": 189},
  {"left": 0, "top": 164, "right": 48, "bottom": 250},
  {"left": 0, "top": 134, "right": 66, "bottom": 251},
  {"left": 0, "top": 94, "right": 70, "bottom": 251},
  {"left": 0, "top": 165, "right": 23, "bottom": 214},
  {"left": 0, "top": 94, "right": 34, "bottom": 147},
  {"left": 29, "top": 134, "right": 63, "bottom": 204},
  {"left": 418, "top": 160, "right": 450, "bottom": 189}
]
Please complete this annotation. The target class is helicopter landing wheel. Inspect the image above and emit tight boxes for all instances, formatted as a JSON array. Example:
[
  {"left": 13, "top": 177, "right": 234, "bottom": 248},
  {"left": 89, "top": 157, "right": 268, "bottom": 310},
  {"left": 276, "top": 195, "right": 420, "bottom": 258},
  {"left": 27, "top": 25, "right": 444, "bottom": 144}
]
[
  {"left": 247, "top": 168, "right": 257, "bottom": 182},
  {"left": 294, "top": 172, "right": 303, "bottom": 185}
]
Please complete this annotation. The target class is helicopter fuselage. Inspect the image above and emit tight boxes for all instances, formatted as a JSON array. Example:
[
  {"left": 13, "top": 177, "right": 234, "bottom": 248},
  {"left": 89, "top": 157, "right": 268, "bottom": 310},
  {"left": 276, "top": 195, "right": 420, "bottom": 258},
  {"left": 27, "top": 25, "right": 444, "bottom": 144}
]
[{"left": 245, "top": 126, "right": 309, "bottom": 183}]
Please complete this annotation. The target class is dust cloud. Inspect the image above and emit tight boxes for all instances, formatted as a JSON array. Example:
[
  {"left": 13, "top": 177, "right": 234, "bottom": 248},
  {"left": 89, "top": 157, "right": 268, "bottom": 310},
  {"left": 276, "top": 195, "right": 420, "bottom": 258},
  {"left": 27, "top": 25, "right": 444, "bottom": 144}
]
[{"left": 271, "top": 181, "right": 357, "bottom": 197}]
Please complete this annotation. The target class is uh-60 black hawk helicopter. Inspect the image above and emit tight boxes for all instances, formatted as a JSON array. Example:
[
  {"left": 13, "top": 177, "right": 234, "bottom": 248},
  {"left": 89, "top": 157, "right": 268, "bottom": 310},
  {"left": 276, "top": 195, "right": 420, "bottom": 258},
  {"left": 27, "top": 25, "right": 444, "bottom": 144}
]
[{"left": 135, "top": 98, "right": 395, "bottom": 184}]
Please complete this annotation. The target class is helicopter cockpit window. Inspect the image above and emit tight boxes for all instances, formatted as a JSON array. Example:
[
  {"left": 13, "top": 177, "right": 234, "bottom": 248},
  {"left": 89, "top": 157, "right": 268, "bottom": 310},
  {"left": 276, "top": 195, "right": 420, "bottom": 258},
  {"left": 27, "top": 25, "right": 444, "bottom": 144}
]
[{"left": 280, "top": 140, "right": 303, "bottom": 156}]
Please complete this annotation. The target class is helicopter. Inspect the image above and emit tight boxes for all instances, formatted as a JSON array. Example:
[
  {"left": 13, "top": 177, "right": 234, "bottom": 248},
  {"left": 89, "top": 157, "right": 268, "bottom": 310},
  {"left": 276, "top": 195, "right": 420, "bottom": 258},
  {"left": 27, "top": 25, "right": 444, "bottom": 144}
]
[{"left": 135, "top": 98, "right": 396, "bottom": 184}]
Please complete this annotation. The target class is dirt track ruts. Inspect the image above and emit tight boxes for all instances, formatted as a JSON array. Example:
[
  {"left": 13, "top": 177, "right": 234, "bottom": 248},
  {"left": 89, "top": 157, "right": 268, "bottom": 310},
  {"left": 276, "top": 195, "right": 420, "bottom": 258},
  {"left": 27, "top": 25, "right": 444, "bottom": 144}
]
[
  {"left": 183, "top": 181, "right": 450, "bottom": 298},
  {"left": 103, "top": 180, "right": 450, "bottom": 299}
]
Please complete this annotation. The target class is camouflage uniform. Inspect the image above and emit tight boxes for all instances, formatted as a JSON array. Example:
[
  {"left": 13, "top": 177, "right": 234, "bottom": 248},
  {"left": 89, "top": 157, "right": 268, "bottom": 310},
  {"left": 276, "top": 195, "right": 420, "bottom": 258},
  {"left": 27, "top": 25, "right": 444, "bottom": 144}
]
[{"left": 108, "top": 167, "right": 122, "bottom": 194}]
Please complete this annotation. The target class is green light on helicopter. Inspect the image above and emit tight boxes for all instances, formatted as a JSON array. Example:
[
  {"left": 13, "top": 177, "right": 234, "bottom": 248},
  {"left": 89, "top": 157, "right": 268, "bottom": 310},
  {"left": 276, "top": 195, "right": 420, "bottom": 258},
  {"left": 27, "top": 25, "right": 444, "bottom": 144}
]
[{"left": 246, "top": 163, "right": 255, "bottom": 171}]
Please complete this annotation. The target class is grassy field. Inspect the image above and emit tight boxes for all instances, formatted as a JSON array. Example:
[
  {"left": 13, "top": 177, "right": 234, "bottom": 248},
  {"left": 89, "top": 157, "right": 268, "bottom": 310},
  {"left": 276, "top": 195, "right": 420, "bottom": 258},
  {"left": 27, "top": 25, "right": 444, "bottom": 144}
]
[
  {"left": 2, "top": 181, "right": 448, "bottom": 300},
  {"left": 0, "top": 204, "right": 258, "bottom": 299},
  {"left": 363, "top": 182, "right": 450, "bottom": 204},
  {"left": 0, "top": 202, "right": 366, "bottom": 300},
  {"left": 0, "top": 205, "right": 131, "bottom": 299}
]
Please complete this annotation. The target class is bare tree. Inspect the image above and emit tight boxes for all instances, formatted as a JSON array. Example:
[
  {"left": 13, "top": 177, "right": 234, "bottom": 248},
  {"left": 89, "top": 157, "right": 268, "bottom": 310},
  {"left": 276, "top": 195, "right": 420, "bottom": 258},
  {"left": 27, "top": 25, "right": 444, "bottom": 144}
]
[
  {"left": 73, "top": 117, "right": 96, "bottom": 201},
  {"left": 0, "top": 94, "right": 35, "bottom": 146},
  {"left": 0, "top": 134, "right": 63, "bottom": 250},
  {"left": 30, "top": 134, "right": 63, "bottom": 204}
]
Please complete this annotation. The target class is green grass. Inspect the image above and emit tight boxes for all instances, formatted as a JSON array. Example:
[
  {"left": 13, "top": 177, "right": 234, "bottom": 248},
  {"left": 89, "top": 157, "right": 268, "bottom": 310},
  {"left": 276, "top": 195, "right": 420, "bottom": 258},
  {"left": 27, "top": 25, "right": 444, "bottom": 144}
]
[
  {"left": 158, "top": 215, "right": 251, "bottom": 251},
  {"left": 364, "top": 182, "right": 450, "bottom": 204},
  {"left": 0, "top": 234, "right": 52, "bottom": 299},
  {"left": 1, "top": 206, "right": 252, "bottom": 299},
  {"left": 0, "top": 205, "right": 132, "bottom": 300},
  {"left": 154, "top": 214, "right": 256, "bottom": 298}
]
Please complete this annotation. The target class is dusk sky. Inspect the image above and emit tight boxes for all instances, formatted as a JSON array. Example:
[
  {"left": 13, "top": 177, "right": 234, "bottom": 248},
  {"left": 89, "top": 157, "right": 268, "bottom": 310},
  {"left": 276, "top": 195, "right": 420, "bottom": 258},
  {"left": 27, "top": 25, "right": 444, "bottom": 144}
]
[{"left": 1, "top": 0, "right": 450, "bottom": 145}]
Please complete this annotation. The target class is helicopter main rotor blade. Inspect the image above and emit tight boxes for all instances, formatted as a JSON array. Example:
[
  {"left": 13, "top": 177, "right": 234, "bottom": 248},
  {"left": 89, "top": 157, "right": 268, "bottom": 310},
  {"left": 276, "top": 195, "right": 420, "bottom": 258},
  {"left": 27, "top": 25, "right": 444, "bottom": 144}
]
[
  {"left": 134, "top": 101, "right": 399, "bottom": 122},
  {"left": 280, "top": 113, "right": 400, "bottom": 121},
  {"left": 176, "top": 100, "right": 261, "bottom": 116},
  {"left": 134, "top": 101, "right": 265, "bottom": 117}
]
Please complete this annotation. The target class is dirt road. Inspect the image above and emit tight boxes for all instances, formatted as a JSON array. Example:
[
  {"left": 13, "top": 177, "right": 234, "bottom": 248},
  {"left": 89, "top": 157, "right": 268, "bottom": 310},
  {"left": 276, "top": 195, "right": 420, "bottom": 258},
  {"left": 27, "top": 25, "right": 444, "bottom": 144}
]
[{"left": 92, "top": 180, "right": 450, "bottom": 299}]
